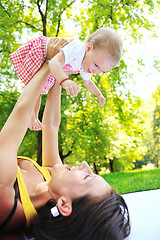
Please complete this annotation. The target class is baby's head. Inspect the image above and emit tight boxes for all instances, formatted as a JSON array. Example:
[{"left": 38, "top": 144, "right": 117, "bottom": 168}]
[{"left": 86, "top": 27, "right": 123, "bottom": 69}]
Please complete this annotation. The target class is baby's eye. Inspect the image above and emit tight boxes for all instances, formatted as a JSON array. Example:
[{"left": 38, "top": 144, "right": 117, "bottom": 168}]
[
  {"left": 94, "top": 63, "right": 98, "bottom": 68},
  {"left": 84, "top": 175, "right": 90, "bottom": 180}
]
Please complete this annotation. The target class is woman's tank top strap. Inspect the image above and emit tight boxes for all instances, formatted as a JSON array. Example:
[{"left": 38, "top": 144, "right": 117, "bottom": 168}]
[
  {"left": 17, "top": 156, "right": 51, "bottom": 227},
  {"left": 17, "top": 156, "right": 51, "bottom": 181},
  {"left": 17, "top": 168, "right": 38, "bottom": 227}
]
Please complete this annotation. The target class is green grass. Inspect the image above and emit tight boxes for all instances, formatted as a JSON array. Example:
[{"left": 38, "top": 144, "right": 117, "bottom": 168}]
[{"left": 102, "top": 168, "right": 160, "bottom": 194}]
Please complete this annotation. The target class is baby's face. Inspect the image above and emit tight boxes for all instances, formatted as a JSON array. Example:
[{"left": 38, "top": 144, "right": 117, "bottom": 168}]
[{"left": 82, "top": 43, "right": 113, "bottom": 75}]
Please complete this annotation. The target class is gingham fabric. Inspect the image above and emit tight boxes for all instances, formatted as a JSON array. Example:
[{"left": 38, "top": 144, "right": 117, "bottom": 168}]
[
  {"left": 10, "top": 37, "right": 89, "bottom": 94},
  {"left": 10, "top": 36, "right": 56, "bottom": 94}
]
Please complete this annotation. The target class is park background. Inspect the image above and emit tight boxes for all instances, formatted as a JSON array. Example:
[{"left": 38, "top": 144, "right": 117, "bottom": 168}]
[{"left": 1, "top": 0, "right": 160, "bottom": 192}]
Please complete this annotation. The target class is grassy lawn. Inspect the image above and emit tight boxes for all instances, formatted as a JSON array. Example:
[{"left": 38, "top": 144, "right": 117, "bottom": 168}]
[{"left": 102, "top": 168, "right": 160, "bottom": 194}]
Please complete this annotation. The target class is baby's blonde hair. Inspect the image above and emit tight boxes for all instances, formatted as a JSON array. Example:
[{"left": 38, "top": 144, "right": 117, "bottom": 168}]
[{"left": 86, "top": 27, "right": 123, "bottom": 68}]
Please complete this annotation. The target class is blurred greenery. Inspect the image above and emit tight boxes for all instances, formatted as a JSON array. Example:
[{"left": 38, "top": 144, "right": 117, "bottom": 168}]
[{"left": 1, "top": 0, "right": 160, "bottom": 173}]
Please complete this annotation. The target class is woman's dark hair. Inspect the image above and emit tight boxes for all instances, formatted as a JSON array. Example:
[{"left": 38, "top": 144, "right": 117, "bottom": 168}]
[{"left": 33, "top": 190, "right": 130, "bottom": 240}]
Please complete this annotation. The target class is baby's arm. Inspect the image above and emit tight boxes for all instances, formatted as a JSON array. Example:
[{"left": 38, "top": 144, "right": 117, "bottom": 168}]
[
  {"left": 83, "top": 79, "right": 106, "bottom": 106},
  {"left": 48, "top": 52, "right": 80, "bottom": 97}
]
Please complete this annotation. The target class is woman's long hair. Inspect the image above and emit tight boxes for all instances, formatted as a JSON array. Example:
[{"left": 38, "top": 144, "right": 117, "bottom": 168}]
[{"left": 33, "top": 190, "right": 130, "bottom": 240}]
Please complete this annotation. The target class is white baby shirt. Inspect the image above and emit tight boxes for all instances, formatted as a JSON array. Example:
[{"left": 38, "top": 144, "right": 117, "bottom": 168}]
[{"left": 61, "top": 39, "right": 91, "bottom": 81}]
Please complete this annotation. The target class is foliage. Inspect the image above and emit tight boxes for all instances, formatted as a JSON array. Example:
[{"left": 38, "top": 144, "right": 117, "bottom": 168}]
[
  {"left": 74, "top": 0, "right": 156, "bottom": 40},
  {"left": 145, "top": 85, "right": 160, "bottom": 168},
  {"left": 60, "top": 63, "right": 148, "bottom": 172},
  {"left": 0, "top": 90, "right": 19, "bottom": 126},
  {"left": 0, "top": 0, "right": 160, "bottom": 171},
  {"left": 0, "top": 89, "right": 38, "bottom": 159}
]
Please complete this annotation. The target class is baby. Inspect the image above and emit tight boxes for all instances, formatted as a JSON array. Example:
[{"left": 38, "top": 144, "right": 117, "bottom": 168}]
[{"left": 10, "top": 27, "right": 123, "bottom": 130}]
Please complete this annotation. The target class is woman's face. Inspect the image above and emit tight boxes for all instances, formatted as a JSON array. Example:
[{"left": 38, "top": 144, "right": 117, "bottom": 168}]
[{"left": 50, "top": 161, "right": 111, "bottom": 201}]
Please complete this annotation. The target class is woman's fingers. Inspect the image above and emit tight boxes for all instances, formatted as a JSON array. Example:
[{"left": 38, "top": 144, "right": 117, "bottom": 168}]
[
  {"left": 61, "top": 38, "right": 73, "bottom": 48},
  {"left": 47, "top": 37, "right": 73, "bottom": 60}
]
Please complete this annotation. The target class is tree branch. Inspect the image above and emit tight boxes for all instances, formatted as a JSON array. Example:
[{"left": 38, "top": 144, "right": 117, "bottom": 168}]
[
  {"left": 37, "top": 0, "right": 47, "bottom": 35},
  {"left": 45, "top": 0, "right": 48, "bottom": 19},
  {"left": 37, "top": 0, "right": 44, "bottom": 19},
  {"left": 17, "top": 21, "right": 42, "bottom": 32},
  {"left": 0, "top": 2, "right": 11, "bottom": 17},
  {"left": 56, "top": 0, "right": 76, "bottom": 36}
]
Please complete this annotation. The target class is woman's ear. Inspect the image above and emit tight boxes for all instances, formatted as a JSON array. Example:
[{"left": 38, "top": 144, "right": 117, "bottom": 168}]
[{"left": 57, "top": 197, "right": 72, "bottom": 216}]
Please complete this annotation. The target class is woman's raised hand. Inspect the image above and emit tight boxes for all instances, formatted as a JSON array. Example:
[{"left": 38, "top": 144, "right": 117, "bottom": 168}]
[{"left": 46, "top": 37, "right": 73, "bottom": 60}]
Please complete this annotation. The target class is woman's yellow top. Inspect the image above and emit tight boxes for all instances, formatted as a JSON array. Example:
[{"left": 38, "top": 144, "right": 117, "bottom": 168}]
[{"left": 17, "top": 156, "right": 51, "bottom": 227}]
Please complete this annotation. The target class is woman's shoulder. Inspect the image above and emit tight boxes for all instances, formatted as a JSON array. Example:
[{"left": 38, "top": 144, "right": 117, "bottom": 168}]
[
  {"left": 17, "top": 157, "right": 44, "bottom": 182},
  {"left": 17, "top": 157, "right": 51, "bottom": 181},
  {"left": 17, "top": 157, "right": 36, "bottom": 171}
]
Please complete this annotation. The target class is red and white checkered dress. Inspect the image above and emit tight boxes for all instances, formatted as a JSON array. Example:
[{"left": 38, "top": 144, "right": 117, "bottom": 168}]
[
  {"left": 10, "top": 36, "right": 56, "bottom": 94},
  {"left": 10, "top": 37, "right": 90, "bottom": 94}
]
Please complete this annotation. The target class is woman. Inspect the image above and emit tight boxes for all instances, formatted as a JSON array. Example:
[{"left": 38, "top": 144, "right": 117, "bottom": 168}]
[{"left": 0, "top": 39, "right": 130, "bottom": 240}]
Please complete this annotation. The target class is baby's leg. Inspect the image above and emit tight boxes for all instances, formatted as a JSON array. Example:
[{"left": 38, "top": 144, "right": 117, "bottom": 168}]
[{"left": 29, "top": 95, "right": 44, "bottom": 131}]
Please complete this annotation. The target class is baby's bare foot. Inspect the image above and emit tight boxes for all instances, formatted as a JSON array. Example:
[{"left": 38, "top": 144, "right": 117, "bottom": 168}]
[{"left": 29, "top": 117, "right": 43, "bottom": 131}]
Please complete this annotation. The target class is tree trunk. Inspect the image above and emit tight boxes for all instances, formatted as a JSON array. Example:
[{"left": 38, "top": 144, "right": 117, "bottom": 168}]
[
  {"left": 109, "top": 159, "right": 114, "bottom": 172},
  {"left": 37, "top": 131, "right": 42, "bottom": 165},
  {"left": 59, "top": 150, "right": 72, "bottom": 164},
  {"left": 93, "top": 162, "right": 98, "bottom": 174},
  {"left": 36, "top": 103, "right": 45, "bottom": 165}
]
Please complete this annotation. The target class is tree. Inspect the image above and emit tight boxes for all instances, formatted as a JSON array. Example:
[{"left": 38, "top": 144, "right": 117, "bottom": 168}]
[
  {"left": 0, "top": 0, "right": 159, "bottom": 171},
  {"left": 59, "top": 63, "right": 148, "bottom": 173},
  {"left": 148, "top": 85, "right": 160, "bottom": 168},
  {"left": 74, "top": 0, "right": 156, "bottom": 39}
]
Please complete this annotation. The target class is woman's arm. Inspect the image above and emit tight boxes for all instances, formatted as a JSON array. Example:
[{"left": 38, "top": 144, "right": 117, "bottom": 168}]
[
  {"left": 0, "top": 38, "right": 72, "bottom": 186},
  {"left": 42, "top": 81, "right": 62, "bottom": 167},
  {"left": 0, "top": 63, "right": 50, "bottom": 186}
]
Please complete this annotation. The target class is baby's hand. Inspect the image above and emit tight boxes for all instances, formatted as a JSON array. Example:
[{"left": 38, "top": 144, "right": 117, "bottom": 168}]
[
  {"left": 61, "top": 79, "right": 80, "bottom": 97},
  {"left": 97, "top": 94, "right": 106, "bottom": 106}
]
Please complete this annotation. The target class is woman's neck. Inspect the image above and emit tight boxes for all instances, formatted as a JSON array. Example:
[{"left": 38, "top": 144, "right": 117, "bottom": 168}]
[{"left": 31, "top": 181, "right": 51, "bottom": 209}]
